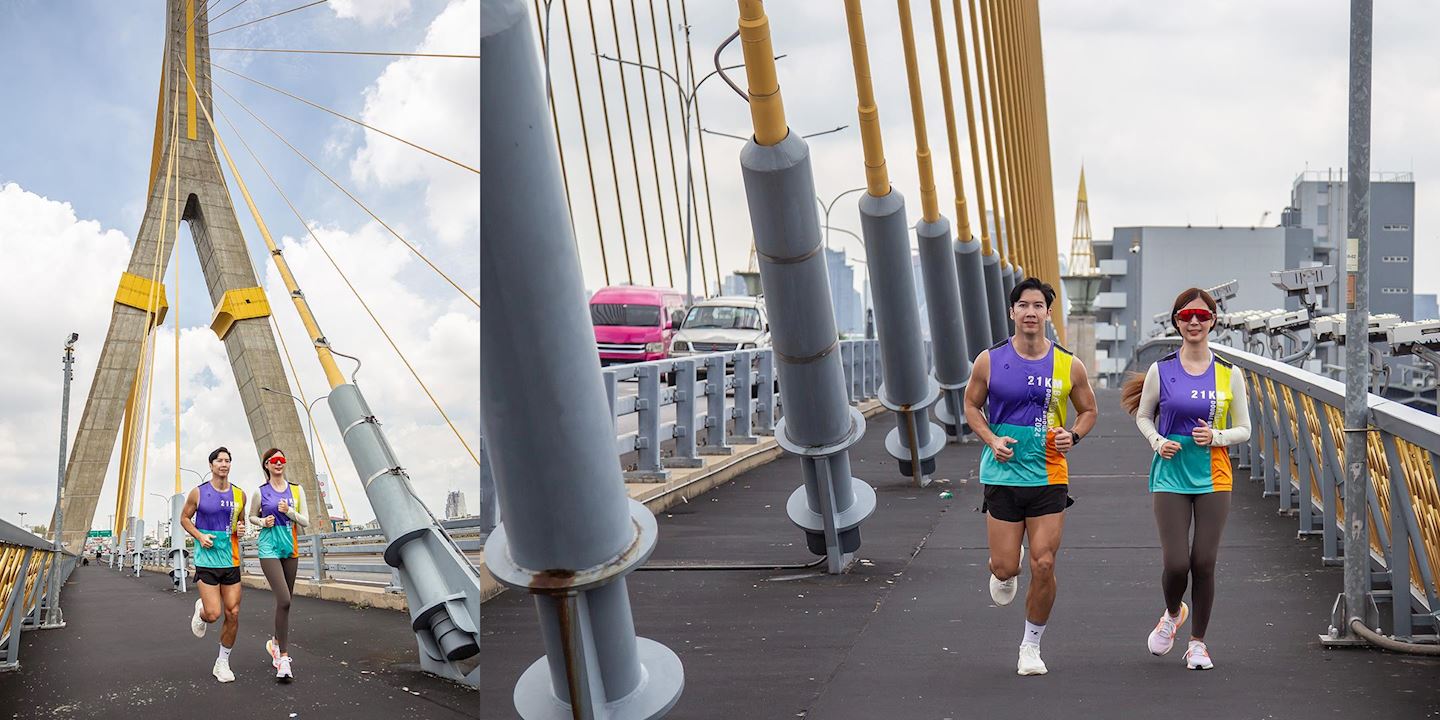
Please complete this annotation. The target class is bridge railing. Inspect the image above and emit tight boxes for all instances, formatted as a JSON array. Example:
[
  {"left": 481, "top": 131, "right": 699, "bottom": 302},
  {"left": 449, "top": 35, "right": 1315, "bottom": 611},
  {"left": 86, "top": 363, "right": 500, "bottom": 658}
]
[
  {"left": 133, "top": 518, "right": 486, "bottom": 590},
  {"left": 479, "top": 340, "right": 884, "bottom": 531},
  {"left": 0, "top": 521, "right": 76, "bottom": 672},
  {"left": 1137, "top": 339, "right": 1440, "bottom": 639}
]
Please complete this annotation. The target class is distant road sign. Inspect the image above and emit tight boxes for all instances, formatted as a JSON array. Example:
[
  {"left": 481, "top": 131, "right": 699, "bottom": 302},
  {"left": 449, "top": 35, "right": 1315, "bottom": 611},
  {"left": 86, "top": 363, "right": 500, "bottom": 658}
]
[{"left": 87, "top": 530, "right": 111, "bottom": 537}]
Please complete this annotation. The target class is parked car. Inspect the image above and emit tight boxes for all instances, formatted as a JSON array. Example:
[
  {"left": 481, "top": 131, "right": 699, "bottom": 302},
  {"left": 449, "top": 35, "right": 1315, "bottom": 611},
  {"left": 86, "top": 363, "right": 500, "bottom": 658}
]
[
  {"left": 590, "top": 285, "right": 687, "bottom": 366},
  {"left": 671, "top": 296, "right": 770, "bottom": 356}
]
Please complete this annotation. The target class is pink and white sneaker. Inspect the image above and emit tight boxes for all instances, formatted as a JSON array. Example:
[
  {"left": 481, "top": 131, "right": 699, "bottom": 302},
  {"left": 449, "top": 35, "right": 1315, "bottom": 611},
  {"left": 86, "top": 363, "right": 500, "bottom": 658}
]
[
  {"left": 1147, "top": 602, "right": 1188, "bottom": 656},
  {"left": 266, "top": 637, "right": 281, "bottom": 669},
  {"left": 1184, "top": 639, "right": 1214, "bottom": 670}
]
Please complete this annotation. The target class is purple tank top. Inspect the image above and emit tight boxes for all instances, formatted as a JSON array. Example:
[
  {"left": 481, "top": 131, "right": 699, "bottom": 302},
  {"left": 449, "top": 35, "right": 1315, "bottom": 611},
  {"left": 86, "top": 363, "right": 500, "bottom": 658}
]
[
  {"left": 1154, "top": 353, "right": 1231, "bottom": 437},
  {"left": 259, "top": 482, "right": 295, "bottom": 527}
]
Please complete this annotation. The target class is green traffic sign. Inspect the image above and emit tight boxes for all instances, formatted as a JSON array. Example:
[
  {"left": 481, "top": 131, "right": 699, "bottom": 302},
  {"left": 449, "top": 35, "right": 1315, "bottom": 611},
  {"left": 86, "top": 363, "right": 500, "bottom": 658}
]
[{"left": 87, "top": 530, "right": 112, "bottom": 537}]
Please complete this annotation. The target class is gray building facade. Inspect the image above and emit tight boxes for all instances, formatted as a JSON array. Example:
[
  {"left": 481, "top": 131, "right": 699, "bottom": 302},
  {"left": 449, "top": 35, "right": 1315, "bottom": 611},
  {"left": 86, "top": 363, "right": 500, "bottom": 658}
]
[
  {"left": 825, "top": 247, "right": 864, "bottom": 337},
  {"left": 1288, "top": 170, "right": 1415, "bottom": 319},
  {"left": 1090, "top": 225, "right": 1314, "bottom": 383}
]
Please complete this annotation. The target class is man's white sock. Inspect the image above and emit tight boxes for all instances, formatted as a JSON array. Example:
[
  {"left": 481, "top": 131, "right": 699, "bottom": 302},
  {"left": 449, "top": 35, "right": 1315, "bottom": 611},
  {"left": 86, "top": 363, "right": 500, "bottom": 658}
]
[
  {"left": 1022, "top": 620, "right": 1046, "bottom": 647},
  {"left": 218, "top": 644, "right": 232, "bottom": 662}
]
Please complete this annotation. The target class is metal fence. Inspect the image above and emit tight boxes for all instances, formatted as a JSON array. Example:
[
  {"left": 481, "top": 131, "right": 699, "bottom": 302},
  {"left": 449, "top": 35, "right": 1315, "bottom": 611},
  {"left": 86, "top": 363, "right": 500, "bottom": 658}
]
[
  {"left": 0, "top": 520, "right": 76, "bottom": 672},
  {"left": 129, "top": 518, "right": 486, "bottom": 590},
  {"left": 479, "top": 340, "right": 884, "bottom": 532},
  {"left": 1137, "top": 338, "right": 1440, "bottom": 639}
]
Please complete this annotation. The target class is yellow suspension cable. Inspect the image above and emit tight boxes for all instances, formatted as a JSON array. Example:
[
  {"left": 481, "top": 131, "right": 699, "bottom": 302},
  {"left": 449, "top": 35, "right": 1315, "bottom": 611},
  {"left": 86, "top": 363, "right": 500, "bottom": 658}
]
[
  {"left": 628, "top": 0, "right": 676, "bottom": 287},
  {"left": 211, "top": 0, "right": 328, "bottom": 37},
  {"left": 210, "top": 48, "right": 478, "bottom": 59},
  {"left": 206, "top": 81, "right": 477, "bottom": 309},
  {"left": 173, "top": 106, "right": 184, "bottom": 496},
  {"left": 268, "top": 313, "right": 352, "bottom": 521},
  {"left": 994, "top": 0, "right": 1027, "bottom": 271},
  {"left": 180, "top": 62, "right": 346, "bottom": 389},
  {"left": 736, "top": 1, "right": 787, "bottom": 145},
  {"left": 840, "top": 0, "right": 891, "bottom": 197},
  {"left": 532, "top": 0, "right": 581, "bottom": 259},
  {"left": 896, "top": 0, "right": 941, "bottom": 223},
  {"left": 660, "top": 0, "right": 690, "bottom": 284},
  {"left": 682, "top": 0, "right": 722, "bottom": 297},
  {"left": 926, "top": 0, "right": 971, "bottom": 241},
  {"left": 215, "top": 94, "right": 481, "bottom": 467},
  {"left": 647, "top": 0, "right": 686, "bottom": 286},
  {"left": 980, "top": 0, "right": 1017, "bottom": 269},
  {"left": 579, "top": 0, "right": 638, "bottom": 284},
  {"left": 951, "top": 0, "right": 989, "bottom": 253},
  {"left": 560, "top": 0, "right": 613, "bottom": 285},
  {"left": 967, "top": 0, "right": 1002, "bottom": 263},
  {"left": 212, "top": 64, "right": 478, "bottom": 175},
  {"left": 605, "top": 0, "right": 658, "bottom": 286}
]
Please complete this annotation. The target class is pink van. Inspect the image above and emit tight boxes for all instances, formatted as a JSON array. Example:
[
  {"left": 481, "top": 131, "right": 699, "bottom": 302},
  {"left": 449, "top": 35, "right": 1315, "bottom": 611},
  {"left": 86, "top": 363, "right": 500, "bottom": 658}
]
[{"left": 590, "top": 286, "right": 687, "bottom": 365}]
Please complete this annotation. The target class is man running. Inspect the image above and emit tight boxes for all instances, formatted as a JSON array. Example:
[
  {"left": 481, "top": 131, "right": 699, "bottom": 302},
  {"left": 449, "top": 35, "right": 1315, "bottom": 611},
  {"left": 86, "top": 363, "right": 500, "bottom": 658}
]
[
  {"left": 963, "top": 277, "right": 1097, "bottom": 676},
  {"left": 181, "top": 446, "right": 247, "bottom": 683}
]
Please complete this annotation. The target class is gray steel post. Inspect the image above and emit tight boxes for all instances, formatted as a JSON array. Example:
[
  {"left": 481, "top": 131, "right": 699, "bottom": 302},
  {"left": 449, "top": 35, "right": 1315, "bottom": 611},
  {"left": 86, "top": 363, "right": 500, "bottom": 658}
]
[
  {"left": 983, "top": 252, "right": 1008, "bottom": 344},
  {"left": 916, "top": 218, "right": 971, "bottom": 441},
  {"left": 0, "top": 549, "right": 34, "bottom": 672},
  {"left": 741, "top": 131, "right": 876, "bottom": 575},
  {"left": 626, "top": 364, "right": 670, "bottom": 481},
  {"left": 42, "top": 334, "right": 77, "bottom": 627},
  {"left": 856, "top": 190, "right": 943, "bottom": 486},
  {"left": 665, "top": 359, "right": 703, "bottom": 468},
  {"left": 479, "top": 436, "right": 497, "bottom": 534},
  {"left": 129, "top": 519, "right": 143, "bottom": 578},
  {"left": 699, "top": 355, "right": 732, "bottom": 455},
  {"left": 730, "top": 351, "right": 758, "bottom": 445},
  {"left": 169, "top": 493, "right": 187, "bottom": 593},
  {"left": 1318, "top": 407, "right": 1343, "bottom": 564},
  {"left": 1338, "top": 0, "right": 1374, "bottom": 640},
  {"left": 1380, "top": 435, "right": 1413, "bottom": 638},
  {"left": 1004, "top": 264, "right": 1021, "bottom": 337},
  {"left": 1272, "top": 388, "right": 1296, "bottom": 514},
  {"left": 756, "top": 350, "right": 777, "bottom": 435},
  {"left": 480, "top": 2, "right": 683, "bottom": 714},
  {"left": 954, "top": 236, "right": 992, "bottom": 360}
]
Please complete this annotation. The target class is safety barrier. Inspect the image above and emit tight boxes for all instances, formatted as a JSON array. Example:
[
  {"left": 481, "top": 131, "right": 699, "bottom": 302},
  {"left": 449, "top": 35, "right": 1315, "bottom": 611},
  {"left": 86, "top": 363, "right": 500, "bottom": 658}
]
[
  {"left": 479, "top": 340, "right": 884, "bottom": 531},
  {"left": 0, "top": 521, "right": 76, "bottom": 672},
  {"left": 1137, "top": 339, "right": 1440, "bottom": 639}
]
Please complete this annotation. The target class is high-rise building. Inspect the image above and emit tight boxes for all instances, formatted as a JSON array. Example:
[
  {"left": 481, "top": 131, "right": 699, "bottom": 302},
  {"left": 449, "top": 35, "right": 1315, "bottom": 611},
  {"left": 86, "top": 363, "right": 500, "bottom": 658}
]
[
  {"left": 824, "top": 247, "right": 864, "bottom": 336},
  {"left": 445, "top": 490, "right": 469, "bottom": 520}
]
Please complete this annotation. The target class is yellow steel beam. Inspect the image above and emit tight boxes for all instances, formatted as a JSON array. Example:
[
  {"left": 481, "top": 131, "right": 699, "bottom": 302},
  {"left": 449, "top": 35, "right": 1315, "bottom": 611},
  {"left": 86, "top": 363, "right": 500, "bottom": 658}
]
[
  {"left": 841, "top": 0, "right": 891, "bottom": 197},
  {"left": 115, "top": 272, "right": 170, "bottom": 327},
  {"left": 209, "top": 287, "right": 273, "bottom": 340}
]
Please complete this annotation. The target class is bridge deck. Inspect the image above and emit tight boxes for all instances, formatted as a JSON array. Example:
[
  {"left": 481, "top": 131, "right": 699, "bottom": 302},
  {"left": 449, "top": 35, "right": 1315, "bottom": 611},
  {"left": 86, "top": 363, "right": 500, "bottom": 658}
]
[
  {"left": 0, "top": 562, "right": 477, "bottom": 718},
  {"left": 480, "top": 390, "right": 1440, "bottom": 718}
]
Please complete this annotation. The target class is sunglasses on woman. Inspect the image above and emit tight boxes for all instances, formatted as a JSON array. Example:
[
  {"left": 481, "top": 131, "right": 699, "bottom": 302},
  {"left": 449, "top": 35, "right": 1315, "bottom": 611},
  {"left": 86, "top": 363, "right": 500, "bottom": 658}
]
[
  {"left": 1175, "top": 308, "right": 1213, "bottom": 323},
  {"left": 267, "top": 456, "right": 287, "bottom": 466}
]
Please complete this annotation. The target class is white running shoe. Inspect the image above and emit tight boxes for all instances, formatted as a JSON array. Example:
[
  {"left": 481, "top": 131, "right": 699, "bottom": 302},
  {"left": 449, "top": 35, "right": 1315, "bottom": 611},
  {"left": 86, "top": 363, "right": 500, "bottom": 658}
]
[
  {"left": 988, "top": 546, "right": 1025, "bottom": 606},
  {"left": 276, "top": 655, "right": 294, "bottom": 682},
  {"left": 1147, "top": 602, "right": 1189, "bottom": 656},
  {"left": 1017, "top": 643, "right": 1048, "bottom": 676},
  {"left": 1184, "top": 640, "right": 1213, "bottom": 670},
  {"left": 191, "top": 598, "right": 207, "bottom": 638},
  {"left": 212, "top": 657, "right": 235, "bottom": 683},
  {"left": 266, "top": 638, "right": 281, "bottom": 669}
]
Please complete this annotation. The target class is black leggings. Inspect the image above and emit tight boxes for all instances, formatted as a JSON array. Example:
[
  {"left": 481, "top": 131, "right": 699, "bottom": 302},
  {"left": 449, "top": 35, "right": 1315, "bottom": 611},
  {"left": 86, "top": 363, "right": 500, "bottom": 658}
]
[
  {"left": 260, "top": 557, "right": 299, "bottom": 653},
  {"left": 1153, "top": 492, "right": 1230, "bottom": 640}
]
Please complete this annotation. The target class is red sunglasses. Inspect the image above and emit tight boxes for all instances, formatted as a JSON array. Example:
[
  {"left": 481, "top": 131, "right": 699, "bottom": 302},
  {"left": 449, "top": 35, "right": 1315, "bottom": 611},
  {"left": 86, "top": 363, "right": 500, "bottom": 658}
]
[
  {"left": 267, "top": 456, "right": 287, "bottom": 466},
  {"left": 1176, "top": 308, "right": 1214, "bottom": 323}
]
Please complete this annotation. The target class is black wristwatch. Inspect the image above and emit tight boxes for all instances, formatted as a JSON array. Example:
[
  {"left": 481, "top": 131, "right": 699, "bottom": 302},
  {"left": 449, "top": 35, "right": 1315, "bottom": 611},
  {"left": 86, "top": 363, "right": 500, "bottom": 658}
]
[{"left": 1071, "top": 430, "right": 1083, "bottom": 446}]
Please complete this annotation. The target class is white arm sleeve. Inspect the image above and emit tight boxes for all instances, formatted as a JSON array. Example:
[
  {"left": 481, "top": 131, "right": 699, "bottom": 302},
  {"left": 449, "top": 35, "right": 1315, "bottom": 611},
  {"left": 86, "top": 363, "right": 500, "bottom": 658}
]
[
  {"left": 247, "top": 491, "right": 266, "bottom": 528},
  {"left": 1211, "top": 369, "right": 1252, "bottom": 447},
  {"left": 1134, "top": 363, "right": 1167, "bottom": 453}
]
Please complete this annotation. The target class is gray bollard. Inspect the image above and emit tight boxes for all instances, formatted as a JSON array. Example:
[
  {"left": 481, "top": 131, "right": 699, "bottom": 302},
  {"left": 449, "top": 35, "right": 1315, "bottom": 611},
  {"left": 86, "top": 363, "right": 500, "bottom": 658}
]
[
  {"left": 665, "top": 359, "right": 704, "bottom": 468},
  {"left": 480, "top": 2, "right": 683, "bottom": 715},
  {"left": 1002, "top": 263, "right": 1019, "bottom": 336},
  {"left": 741, "top": 133, "right": 876, "bottom": 574},
  {"left": 169, "top": 493, "right": 187, "bottom": 593},
  {"left": 954, "top": 236, "right": 992, "bottom": 360},
  {"left": 856, "top": 190, "right": 944, "bottom": 485},
  {"left": 983, "top": 252, "right": 1009, "bottom": 346},
  {"left": 915, "top": 217, "right": 972, "bottom": 441}
]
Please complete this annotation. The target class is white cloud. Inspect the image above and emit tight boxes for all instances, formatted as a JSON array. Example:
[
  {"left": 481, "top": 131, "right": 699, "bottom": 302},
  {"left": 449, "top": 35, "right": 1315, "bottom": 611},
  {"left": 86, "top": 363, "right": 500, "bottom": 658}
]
[
  {"left": 330, "top": 0, "right": 412, "bottom": 27},
  {"left": 349, "top": 0, "right": 478, "bottom": 246}
]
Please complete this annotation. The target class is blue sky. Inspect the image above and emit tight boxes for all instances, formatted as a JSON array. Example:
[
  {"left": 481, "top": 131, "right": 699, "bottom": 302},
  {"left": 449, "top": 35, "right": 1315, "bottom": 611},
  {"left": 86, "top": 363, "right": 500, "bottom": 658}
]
[{"left": 0, "top": 0, "right": 479, "bottom": 532}]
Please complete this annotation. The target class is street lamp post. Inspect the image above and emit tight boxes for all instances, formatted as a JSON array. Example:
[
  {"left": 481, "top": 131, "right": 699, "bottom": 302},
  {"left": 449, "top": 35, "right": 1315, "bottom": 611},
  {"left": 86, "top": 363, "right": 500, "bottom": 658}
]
[
  {"left": 259, "top": 386, "right": 329, "bottom": 491},
  {"left": 817, "top": 187, "right": 868, "bottom": 253},
  {"left": 18, "top": 512, "right": 27, "bottom": 530},
  {"left": 597, "top": 48, "right": 786, "bottom": 304}
]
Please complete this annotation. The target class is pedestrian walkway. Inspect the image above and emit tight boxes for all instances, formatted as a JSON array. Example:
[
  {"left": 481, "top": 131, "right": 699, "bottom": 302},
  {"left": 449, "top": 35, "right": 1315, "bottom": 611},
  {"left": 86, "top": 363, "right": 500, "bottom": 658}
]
[
  {"left": 0, "top": 563, "right": 477, "bottom": 719},
  {"left": 480, "top": 389, "right": 1440, "bottom": 718}
]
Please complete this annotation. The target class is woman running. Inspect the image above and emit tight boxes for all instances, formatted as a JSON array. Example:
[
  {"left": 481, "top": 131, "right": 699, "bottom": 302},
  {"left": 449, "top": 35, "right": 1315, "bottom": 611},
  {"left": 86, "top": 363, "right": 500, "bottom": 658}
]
[
  {"left": 1122, "top": 287, "right": 1251, "bottom": 670},
  {"left": 181, "top": 446, "right": 247, "bottom": 683},
  {"left": 248, "top": 447, "right": 309, "bottom": 682}
]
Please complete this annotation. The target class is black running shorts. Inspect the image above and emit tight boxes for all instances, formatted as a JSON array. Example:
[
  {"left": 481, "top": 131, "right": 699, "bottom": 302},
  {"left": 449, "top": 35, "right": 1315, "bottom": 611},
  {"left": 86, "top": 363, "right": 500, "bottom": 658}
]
[
  {"left": 982, "top": 484, "right": 1073, "bottom": 523},
  {"left": 194, "top": 566, "right": 242, "bottom": 586}
]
